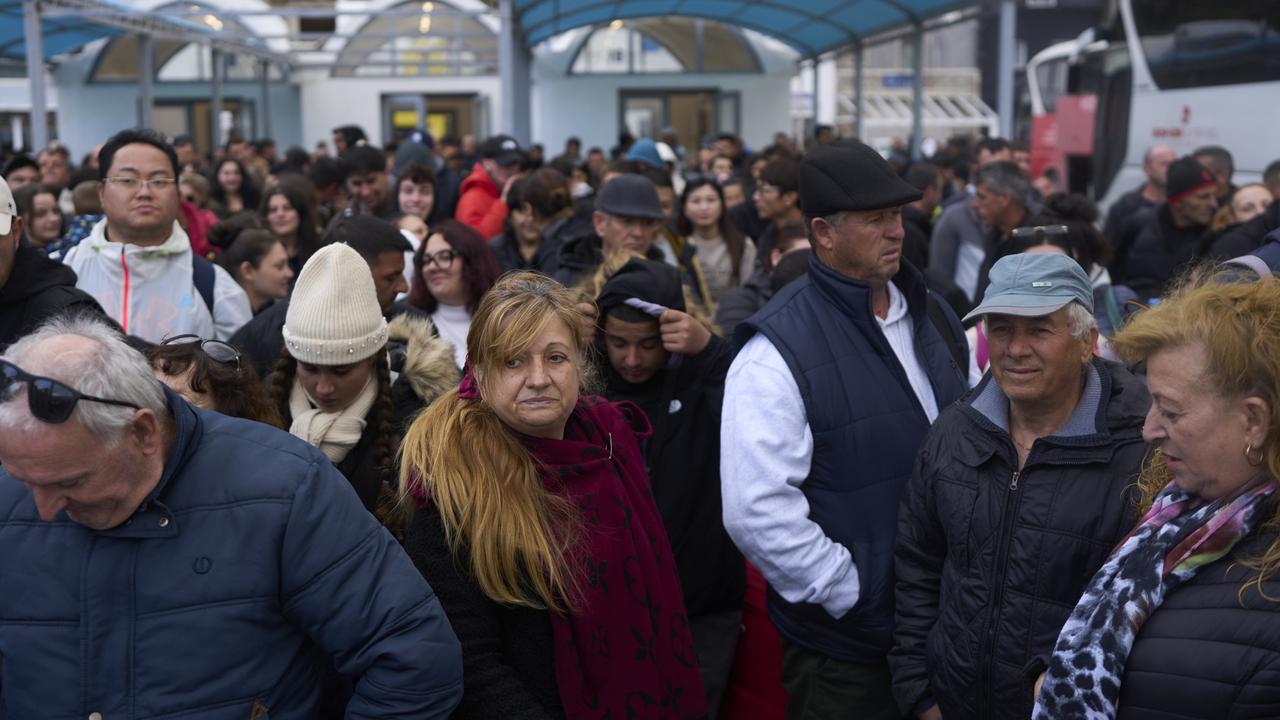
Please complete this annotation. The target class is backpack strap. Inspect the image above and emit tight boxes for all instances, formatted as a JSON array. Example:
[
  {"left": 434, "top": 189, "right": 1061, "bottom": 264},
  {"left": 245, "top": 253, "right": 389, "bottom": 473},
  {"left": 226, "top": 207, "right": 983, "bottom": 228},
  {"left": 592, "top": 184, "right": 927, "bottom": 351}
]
[{"left": 191, "top": 255, "right": 216, "bottom": 321}]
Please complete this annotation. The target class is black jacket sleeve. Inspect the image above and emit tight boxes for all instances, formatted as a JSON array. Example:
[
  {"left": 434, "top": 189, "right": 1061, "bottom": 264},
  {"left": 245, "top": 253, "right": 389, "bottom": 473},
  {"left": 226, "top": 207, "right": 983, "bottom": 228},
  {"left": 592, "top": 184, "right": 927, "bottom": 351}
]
[
  {"left": 889, "top": 437, "right": 946, "bottom": 717},
  {"left": 404, "top": 507, "right": 558, "bottom": 720}
]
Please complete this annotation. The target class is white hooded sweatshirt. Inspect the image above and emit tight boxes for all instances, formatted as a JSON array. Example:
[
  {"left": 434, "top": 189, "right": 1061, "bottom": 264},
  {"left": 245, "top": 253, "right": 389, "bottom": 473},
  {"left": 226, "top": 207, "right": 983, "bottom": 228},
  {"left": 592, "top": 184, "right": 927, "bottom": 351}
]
[{"left": 63, "top": 219, "right": 252, "bottom": 343}]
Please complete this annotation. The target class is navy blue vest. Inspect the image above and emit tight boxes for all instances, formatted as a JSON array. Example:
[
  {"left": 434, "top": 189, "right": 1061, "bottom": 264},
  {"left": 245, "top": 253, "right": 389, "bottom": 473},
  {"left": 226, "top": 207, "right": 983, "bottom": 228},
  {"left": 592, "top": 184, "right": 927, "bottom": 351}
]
[{"left": 737, "top": 254, "right": 968, "bottom": 662}]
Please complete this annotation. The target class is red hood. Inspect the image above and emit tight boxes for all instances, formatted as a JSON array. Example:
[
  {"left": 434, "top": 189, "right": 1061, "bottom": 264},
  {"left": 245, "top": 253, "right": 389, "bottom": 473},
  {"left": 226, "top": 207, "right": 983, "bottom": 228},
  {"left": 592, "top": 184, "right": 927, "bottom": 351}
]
[{"left": 459, "top": 162, "right": 499, "bottom": 199}]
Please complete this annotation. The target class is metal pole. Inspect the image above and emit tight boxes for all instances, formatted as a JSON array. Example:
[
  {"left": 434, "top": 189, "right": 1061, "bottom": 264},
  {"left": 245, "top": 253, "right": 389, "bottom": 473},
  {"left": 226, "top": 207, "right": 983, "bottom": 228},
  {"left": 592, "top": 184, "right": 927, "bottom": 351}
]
[
  {"left": 997, "top": 0, "right": 1016, "bottom": 139},
  {"left": 260, "top": 59, "right": 272, "bottom": 140},
  {"left": 138, "top": 34, "right": 155, "bottom": 129},
  {"left": 23, "top": 0, "right": 49, "bottom": 151},
  {"left": 853, "top": 41, "right": 864, "bottom": 141},
  {"left": 210, "top": 48, "right": 224, "bottom": 151},
  {"left": 498, "top": 0, "right": 516, "bottom": 137},
  {"left": 910, "top": 23, "right": 924, "bottom": 161}
]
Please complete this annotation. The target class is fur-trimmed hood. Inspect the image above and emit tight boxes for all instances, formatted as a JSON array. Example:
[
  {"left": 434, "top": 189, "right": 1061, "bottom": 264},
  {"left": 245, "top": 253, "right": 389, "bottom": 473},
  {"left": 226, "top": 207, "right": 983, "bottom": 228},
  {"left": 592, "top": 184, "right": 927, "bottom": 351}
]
[{"left": 388, "top": 313, "right": 460, "bottom": 411}]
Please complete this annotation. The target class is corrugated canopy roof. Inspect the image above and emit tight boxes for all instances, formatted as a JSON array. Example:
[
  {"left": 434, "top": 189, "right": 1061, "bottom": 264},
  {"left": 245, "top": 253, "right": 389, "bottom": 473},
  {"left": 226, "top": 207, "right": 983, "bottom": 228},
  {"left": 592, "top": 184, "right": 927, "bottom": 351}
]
[{"left": 514, "top": 0, "right": 976, "bottom": 56}]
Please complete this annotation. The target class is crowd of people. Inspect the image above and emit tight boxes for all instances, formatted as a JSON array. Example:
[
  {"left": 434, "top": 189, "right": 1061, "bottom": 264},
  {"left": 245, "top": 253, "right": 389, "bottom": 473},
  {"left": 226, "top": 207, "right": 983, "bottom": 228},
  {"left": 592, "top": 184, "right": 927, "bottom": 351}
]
[{"left": 1, "top": 119, "right": 1279, "bottom": 720}]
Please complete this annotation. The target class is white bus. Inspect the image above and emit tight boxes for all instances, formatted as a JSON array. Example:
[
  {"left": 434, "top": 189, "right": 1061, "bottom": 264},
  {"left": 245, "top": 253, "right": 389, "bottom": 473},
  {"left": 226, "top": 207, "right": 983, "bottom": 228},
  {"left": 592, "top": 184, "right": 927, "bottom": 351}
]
[{"left": 1027, "top": 0, "right": 1280, "bottom": 209}]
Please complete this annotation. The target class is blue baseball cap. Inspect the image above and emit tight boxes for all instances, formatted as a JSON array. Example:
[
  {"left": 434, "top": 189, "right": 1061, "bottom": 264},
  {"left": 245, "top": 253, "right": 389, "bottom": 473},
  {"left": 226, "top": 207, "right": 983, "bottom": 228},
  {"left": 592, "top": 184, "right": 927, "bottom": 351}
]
[{"left": 964, "top": 252, "right": 1094, "bottom": 323}]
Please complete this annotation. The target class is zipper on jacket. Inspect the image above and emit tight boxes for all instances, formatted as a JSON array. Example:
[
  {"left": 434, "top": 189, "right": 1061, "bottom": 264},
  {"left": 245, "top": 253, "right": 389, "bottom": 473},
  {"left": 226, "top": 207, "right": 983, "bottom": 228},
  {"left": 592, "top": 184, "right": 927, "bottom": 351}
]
[
  {"left": 977, "top": 463, "right": 1025, "bottom": 718},
  {"left": 118, "top": 251, "right": 131, "bottom": 334}
]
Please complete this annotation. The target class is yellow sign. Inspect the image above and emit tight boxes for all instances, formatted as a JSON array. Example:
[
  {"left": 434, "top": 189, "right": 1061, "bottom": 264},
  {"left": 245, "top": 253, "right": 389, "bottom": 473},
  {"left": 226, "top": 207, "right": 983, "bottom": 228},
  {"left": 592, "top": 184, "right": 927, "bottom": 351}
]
[{"left": 392, "top": 110, "right": 420, "bottom": 128}]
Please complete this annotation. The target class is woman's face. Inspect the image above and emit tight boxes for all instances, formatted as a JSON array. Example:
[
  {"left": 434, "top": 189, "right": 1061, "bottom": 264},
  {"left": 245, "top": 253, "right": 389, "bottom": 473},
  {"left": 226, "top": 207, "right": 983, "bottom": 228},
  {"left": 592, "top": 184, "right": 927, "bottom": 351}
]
[
  {"left": 217, "top": 162, "right": 242, "bottom": 194},
  {"left": 509, "top": 203, "right": 542, "bottom": 244},
  {"left": 398, "top": 181, "right": 435, "bottom": 220},
  {"left": 27, "top": 192, "right": 61, "bottom": 243},
  {"left": 296, "top": 357, "right": 375, "bottom": 413},
  {"left": 153, "top": 365, "right": 212, "bottom": 410},
  {"left": 1143, "top": 342, "right": 1271, "bottom": 500},
  {"left": 422, "top": 233, "right": 467, "bottom": 306},
  {"left": 180, "top": 182, "right": 205, "bottom": 207},
  {"left": 246, "top": 242, "right": 294, "bottom": 302},
  {"left": 1232, "top": 185, "right": 1273, "bottom": 225},
  {"left": 485, "top": 317, "right": 580, "bottom": 439},
  {"left": 683, "top": 184, "right": 722, "bottom": 231},
  {"left": 266, "top": 193, "right": 300, "bottom": 239}
]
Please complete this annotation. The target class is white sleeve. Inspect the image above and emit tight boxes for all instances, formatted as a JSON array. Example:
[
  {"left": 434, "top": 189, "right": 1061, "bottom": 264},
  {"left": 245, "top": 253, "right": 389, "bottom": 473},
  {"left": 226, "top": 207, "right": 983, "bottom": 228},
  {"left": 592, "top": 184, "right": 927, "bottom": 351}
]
[
  {"left": 211, "top": 264, "right": 253, "bottom": 341},
  {"left": 720, "top": 333, "right": 861, "bottom": 619}
]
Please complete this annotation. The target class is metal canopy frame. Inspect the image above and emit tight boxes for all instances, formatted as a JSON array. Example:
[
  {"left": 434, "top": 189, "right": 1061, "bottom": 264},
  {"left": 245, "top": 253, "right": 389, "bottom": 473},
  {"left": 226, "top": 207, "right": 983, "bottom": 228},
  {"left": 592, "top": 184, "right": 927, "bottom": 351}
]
[{"left": 13, "top": 0, "right": 1015, "bottom": 157}]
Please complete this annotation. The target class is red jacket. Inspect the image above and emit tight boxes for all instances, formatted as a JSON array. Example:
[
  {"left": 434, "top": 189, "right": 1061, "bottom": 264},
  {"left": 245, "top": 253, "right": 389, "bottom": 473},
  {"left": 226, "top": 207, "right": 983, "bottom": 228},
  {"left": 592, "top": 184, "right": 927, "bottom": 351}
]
[
  {"left": 180, "top": 201, "right": 220, "bottom": 259},
  {"left": 454, "top": 163, "right": 508, "bottom": 239}
]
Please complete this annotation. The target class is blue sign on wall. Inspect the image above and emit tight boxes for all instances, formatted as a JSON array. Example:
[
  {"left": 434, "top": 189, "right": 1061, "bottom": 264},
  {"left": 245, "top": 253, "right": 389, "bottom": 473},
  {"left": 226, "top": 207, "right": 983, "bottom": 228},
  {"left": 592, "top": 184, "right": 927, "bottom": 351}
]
[{"left": 882, "top": 74, "right": 915, "bottom": 88}]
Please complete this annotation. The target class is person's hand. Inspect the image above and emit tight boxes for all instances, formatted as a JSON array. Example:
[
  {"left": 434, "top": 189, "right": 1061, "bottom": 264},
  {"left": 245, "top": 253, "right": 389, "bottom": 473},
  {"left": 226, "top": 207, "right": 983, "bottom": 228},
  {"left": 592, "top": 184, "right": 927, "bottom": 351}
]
[
  {"left": 918, "top": 705, "right": 943, "bottom": 720},
  {"left": 1034, "top": 672, "right": 1046, "bottom": 700},
  {"left": 576, "top": 301, "right": 599, "bottom": 336},
  {"left": 659, "top": 309, "right": 710, "bottom": 356},
  {"left": 501, "top": 172, "right": 527, "bottom": 204}
]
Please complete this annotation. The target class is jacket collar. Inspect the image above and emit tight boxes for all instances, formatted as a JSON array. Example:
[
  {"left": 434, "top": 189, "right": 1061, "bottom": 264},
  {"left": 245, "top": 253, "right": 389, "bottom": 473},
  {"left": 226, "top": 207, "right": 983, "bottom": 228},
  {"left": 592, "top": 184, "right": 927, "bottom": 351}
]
[
  {"left": 807, "top": 252, "right": 931, "bottom": 326},
  {"left": 96, "top": 387, "right": 200, "bottom": 540},
  {"left": 86, "top": 218, "right": 192, "bottom": 257}
]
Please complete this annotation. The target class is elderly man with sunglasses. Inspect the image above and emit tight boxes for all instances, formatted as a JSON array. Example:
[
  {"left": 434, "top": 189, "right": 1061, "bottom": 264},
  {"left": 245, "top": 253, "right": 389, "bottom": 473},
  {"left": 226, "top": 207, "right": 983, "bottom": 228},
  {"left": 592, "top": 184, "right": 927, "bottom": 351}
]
[
  {"left": 888, "top": 252, "right": 1151, "bottom": 720},
  {"left": 61, "top": 128, "right": 252, "bottom": 344},
  {"left": 0, "top": 315, "right": 464, "bottom": 718}
]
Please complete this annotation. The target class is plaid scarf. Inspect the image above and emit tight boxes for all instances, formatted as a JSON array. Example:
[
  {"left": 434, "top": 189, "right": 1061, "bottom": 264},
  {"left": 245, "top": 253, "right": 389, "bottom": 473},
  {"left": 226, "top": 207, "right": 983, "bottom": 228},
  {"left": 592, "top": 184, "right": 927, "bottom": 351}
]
[{"left": 1032, "top": 476, "right": 1276, "bottom": 719}]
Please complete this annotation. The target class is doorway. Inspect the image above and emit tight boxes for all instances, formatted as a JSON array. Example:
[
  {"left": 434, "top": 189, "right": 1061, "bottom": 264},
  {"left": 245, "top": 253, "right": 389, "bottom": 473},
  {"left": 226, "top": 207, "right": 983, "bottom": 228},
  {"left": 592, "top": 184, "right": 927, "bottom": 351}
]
[
  {"left": 620, "top": 89, "right": 740, "bottom": 153},
  {"left": 383, "top": 93, "right": 485, "bottom": 144}
]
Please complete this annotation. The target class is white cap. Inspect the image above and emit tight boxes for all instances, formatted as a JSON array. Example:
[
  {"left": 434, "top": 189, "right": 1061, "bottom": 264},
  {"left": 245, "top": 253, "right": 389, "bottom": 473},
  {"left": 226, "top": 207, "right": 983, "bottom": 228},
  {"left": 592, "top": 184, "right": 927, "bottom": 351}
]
[
  {"left": 283, "top": 243, "right": 388, "bottom": 365},
  {"left": 0, "top": 176, "right": 14, "bottom": 235}
]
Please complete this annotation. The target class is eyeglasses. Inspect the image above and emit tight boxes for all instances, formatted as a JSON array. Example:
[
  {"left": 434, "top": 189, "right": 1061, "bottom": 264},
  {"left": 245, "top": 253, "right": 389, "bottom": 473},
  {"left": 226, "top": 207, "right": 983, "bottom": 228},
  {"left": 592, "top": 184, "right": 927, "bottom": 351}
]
[
  {"left": 421, "top": 249, "right": 458, "bottom": 269},
  {"left": 104, "top": 177, "right": 178, "bottom": 193},
  {"left": 1010, "top": 224, "right": 1069, "bottom": 240},
  {"left": 161, "top": 334, "right": 242, "bottom": 370},
  {"left": 1, "top": 360, "right": 141, "bottom": 424}
]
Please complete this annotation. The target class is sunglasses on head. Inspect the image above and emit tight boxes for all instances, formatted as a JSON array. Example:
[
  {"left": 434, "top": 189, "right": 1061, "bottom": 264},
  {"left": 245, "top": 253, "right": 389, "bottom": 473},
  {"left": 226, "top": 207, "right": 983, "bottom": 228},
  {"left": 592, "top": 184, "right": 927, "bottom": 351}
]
[
  {"left": 161, "top": 335, "right": 241, "bottom": 370},
  {"left": 1, "top": 359, "right": 141, "bottom": 424},
  {"left": 1009, "top": 224, "right": 1069, "bottom": 240}
]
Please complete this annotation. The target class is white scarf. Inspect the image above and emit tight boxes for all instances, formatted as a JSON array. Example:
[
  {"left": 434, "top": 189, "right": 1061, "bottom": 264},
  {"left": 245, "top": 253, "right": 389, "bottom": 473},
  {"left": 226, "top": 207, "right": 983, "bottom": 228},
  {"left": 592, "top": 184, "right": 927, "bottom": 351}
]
[{"left": 288, "top": 374, "right": 378, "bottom": 463}]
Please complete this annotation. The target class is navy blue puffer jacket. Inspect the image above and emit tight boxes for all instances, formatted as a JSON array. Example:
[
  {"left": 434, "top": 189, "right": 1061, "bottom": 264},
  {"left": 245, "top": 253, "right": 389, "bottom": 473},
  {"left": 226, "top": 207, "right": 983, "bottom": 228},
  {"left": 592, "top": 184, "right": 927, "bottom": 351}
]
[{"left": 0, "top": 390, "right": 463, "bottom": 719}]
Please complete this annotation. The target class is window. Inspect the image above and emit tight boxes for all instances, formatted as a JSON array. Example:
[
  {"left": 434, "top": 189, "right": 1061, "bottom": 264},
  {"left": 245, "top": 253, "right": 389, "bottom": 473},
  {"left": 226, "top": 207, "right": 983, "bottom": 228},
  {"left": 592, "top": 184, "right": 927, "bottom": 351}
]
[
  {"left": 571, "top": 18, "right": 761, "bottom": 75},
  {"left": 1131, "top": 0, "right": 1280, "bottom": 89}
]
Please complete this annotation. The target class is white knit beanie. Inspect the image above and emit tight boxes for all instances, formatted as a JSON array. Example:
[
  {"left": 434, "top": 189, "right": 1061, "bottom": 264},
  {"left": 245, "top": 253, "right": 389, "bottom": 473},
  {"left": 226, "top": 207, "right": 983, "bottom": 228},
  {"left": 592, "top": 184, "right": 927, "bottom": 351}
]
[{"left": 283, "top": 243, "right": 389, "bottom": 365}]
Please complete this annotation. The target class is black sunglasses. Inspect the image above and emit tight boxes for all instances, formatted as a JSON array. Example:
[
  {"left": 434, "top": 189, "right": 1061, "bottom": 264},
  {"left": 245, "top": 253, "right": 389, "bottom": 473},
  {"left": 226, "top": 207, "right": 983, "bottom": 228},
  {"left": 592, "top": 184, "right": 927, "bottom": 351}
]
[
  {"left": 161, "top": 334, "right": 241, "bottom": 370},
  {"left": 1, "top": 360, "right": 141, "bottom": 424}
]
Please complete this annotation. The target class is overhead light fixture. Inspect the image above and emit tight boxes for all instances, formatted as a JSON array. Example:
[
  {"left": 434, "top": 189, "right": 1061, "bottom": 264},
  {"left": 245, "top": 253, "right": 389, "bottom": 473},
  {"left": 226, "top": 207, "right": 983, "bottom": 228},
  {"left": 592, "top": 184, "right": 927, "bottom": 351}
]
[
  {"left": 609, "top": 19, "right": 624, "bottom": 30},
  {"left": 203, "top": 14, "right": 223, "bottom": 31},
  {"left": 422, "top": 2, "right": 434, "bottom": 11},
  {"left": 419, "top": 16, "right": 432, "bottom": 33}
]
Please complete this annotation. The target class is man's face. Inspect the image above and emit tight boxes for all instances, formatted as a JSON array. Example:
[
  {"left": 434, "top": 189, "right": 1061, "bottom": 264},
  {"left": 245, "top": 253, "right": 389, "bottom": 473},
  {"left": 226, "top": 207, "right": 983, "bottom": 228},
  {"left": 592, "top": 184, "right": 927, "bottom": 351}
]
[
  {"left": 593, "top": 211, "right": 659, "bottom": 256},
  {"left": 347, "top": 171, "right": 389, "bottom": 215},
  {"left": 99, "top": 143, "right": 181, "bottom": 241},
  {"left": 1195, "top": 154, "right": 1232, "bottom": 197},
  {"left": 228, "top": 142, "right": 252, "bottom": 164},
  {"left": 483, "top": 159, "right": 522, "bottom": 187},
  {"left": 714, "top": 138, "right": 736, "bottom": 159},
  {"left": 753, "top": 182, "right": 796, "bottom": 220},
  {"left": 812, "top": 206, "right": 906, "bottom": 285},
  {"left": 367, "top": 250, "right": 408, "bottom": 313},
  {"left": 174, "top": 143, "right": 197, "bottom": 168},
  {"left": 1144, "top": 146, "right": 1176, "bottom": 189},
  {"left": 985, "top": 308, "right": 1095, "bottom": 408},
  {"left": 1174, "top": 186, "right": 1218, "bottom": 227},
  {"left": 603, "top": 315, "right": 667, "bottom": 386},
  {"left": 38, "top": 152, "right": 70, "bottom": 189},
  {"left": 655, "top": 187, "right": 675, "bottom": 220},
  {"left": 332, "top": 131, "right": 348, "bottom": 154},
  {"left": 1012, "top": 149, "right": 1031, "bottom": 177},
  {"left": 4, "top": 166, "right": 38, "bottom": 191},
  {"left": 971, "top": 182, "right": 1011, "bottom": 227}
]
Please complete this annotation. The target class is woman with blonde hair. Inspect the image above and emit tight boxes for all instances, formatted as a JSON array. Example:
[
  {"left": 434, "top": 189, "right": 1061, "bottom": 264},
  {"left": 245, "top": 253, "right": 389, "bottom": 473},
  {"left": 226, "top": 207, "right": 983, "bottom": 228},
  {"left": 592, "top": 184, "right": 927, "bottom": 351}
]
[
  {"left": 1032, "top": 277, "right": 1280, "bottom": 719},
  {"left": 399, "top": 271, "right": 706, "bottom": 719}
]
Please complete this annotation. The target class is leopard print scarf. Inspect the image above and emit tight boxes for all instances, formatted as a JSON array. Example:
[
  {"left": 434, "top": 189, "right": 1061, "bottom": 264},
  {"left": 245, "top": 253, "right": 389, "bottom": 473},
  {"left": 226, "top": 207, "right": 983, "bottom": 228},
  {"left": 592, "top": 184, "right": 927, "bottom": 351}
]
[{"left": 1031, "top": 476, "right": 1276, "bottom": 719}]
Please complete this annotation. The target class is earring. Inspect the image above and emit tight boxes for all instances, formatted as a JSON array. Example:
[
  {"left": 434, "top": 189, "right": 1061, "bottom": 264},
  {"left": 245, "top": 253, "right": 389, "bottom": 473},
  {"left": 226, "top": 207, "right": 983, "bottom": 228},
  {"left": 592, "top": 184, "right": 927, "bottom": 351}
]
[{"left": 1245, "top": 441, "right": 1265, "bottom": 467}]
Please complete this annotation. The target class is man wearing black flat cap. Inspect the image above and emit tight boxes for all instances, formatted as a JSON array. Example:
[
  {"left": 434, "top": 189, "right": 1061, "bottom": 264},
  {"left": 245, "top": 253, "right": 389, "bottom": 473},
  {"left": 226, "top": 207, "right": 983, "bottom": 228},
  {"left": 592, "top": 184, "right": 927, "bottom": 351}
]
[
  {"left": 455, "top": 134, "right": 527, "bottom": 239},
  {"left": 547, "top": 174, "right": 670, "bottom": 287},
  {"left": 721, "top": 140, "right": 970, "bottom": 720}
]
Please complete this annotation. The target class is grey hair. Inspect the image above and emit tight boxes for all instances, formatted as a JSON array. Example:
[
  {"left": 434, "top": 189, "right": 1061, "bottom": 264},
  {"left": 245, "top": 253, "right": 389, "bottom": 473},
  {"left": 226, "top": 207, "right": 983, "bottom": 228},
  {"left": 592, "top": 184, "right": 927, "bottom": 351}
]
[
  {"left": 0, "top": 313, "right": 167, "bottom": 444},
  {"left": 973, "top": 160, "right": 1030, "bottom": 205},
  {"left": 804, "top": 210, "right": 851, "bottom": 248},
  {"left": 1065, "top": 301, "right": 1098, "bottom": 341}
]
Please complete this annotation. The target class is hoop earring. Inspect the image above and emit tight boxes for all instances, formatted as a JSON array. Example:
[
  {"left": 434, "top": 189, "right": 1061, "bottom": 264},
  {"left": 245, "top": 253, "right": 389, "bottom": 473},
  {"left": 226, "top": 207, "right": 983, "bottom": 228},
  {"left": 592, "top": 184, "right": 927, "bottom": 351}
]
[{"left": 1245, "top": 441, "right": 1265, "bottom": 467}]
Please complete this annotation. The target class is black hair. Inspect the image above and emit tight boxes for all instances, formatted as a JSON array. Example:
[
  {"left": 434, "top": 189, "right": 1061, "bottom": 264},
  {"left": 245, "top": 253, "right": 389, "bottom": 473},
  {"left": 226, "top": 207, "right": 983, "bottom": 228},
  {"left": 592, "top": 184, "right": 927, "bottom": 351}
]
[
  {"left": 1028, "top": 192, "right": 1111, "bottom": 270},
  {"left": 641, "top": 167, "right": 673, "bottom": 189},
  {"left": 343, "top": 145, "right": 385, "bottom": 176},
  {"left": 171, "top": 134, "right": 194, "bottom": 148},
  {"left": 98, "top": 128, "right": 180, "bottom": 182},
  {"left": 518, "top": 167, "right": 573, "bottom": 220},
  {"left": 309, "top": 156, "right": 346, "bottom": 190},
  {"left": 332, "top": 124, "right": 368, "bottom": 147},
  {"left": 977, "top": 137, "right": 1012, "bottom": 158},
  {"left": 261, "top": 176, "right": 322, "bottom": 265},
  {"left": 1193, "top": 145, "right": 1234, "bottom": 176},
  {"left": 217, "top": 227, "right": 285, "bottom": 282},
  {"left": 324, "top": 214, "right": 411, "bottom": 263},
  {"left": 675, "top": 177, "right": 749, "bottom": 285},
  {"left": 771, "top": 248, "right": 811, "bottom": 293},
  {"left": 759, "top": 158, "right": 801, "bottom": 195},
  {"left": 209, "top": 157, "right": 262, "bottom": 213},
  {"left": 3, "top": 153, "right": 38, "bottom": 179},
  {"left": 905, "top": 163, "right": 940, "bottom": 192}
]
